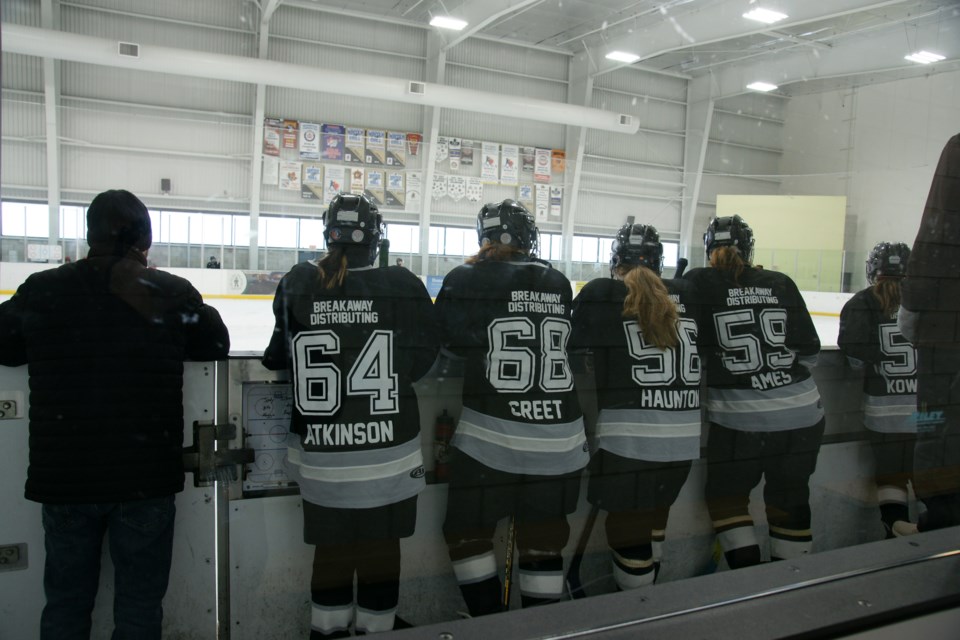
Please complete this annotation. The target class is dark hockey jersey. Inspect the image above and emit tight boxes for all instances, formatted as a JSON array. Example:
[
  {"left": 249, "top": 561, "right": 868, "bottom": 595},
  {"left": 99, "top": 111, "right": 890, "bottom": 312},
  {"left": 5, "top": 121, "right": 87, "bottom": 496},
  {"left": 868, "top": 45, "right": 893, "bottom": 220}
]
[
  {"left": 436, "top": 259, "right": 588, "bottom": 475},
  {"left": 262, "top": 263, "right": 439, "bottom": 508},
  {"left": 570, "top": 277, "right": 701, "bottom": 462},
  {"left": 684, "top": 266, "right": 822, "bottom": 431},
  {"left": 838, "top": 288, "right": 918, "bottom": 433}
]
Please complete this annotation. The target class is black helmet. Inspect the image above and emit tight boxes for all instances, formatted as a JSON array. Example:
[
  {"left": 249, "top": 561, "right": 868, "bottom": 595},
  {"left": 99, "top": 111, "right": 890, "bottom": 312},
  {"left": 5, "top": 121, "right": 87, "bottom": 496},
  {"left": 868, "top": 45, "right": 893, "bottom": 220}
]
[
  {"left": 704, "top": 215, "right": 754, "bottom": 262},
  {"left": 323, "top": 193, "right": 383, "bottom": 264},
  {"left": 610, "top": 223, "right": 663, "bottom": 276},
  {"left": 476, "top": 199, "right": 539, "bottom": 255},
  {"left": 866, "top": 241, "right": 910, "bottom": 285}
]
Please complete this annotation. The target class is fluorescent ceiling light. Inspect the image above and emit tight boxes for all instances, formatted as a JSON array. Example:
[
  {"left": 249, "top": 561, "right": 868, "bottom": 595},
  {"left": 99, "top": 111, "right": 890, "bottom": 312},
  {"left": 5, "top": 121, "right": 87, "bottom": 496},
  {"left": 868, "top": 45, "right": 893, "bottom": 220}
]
[
  {"left": 905, "top": 50, "right": 945, "bottom": 64},
  {"left": 605, "top": 51, "right": 641, "bottom": 64},
  {"left": 743, "top": 8, "right": 788, "bottom": 24},
  {"left": 430, "top": 16, "right": 468, "bottom": 31},
  {"left": 747, "top": 81, "right": 778, "bottom": 92}
]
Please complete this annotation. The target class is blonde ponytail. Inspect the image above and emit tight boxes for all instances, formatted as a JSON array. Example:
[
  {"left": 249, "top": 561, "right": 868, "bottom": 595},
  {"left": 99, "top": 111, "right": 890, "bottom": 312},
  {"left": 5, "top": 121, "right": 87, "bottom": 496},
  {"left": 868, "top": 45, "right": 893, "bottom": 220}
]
[
  {"left": 709, "top": 245, "right": 747, "bottom": 284},
  {"left": 617, "top": 265, "right": 679, "bottom": 350},
  {"left": 317, "top": 246, "right": 349, "bottom": 289},
  {"left": 871, "top": 277, "right": 902, "bottom": 318}
]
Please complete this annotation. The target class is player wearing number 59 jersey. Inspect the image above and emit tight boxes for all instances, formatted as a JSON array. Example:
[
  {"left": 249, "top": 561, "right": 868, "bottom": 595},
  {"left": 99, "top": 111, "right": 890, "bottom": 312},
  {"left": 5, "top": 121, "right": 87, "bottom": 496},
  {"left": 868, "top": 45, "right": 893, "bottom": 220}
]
[
  {"left": 436, "top": 200, "right": 587, "bottom": 616},
  {"left": 262, "top": 194, "right": 438, "bottom": 639},
  {"left": 684, "top": 215, "right": 824, "bottom": 570},
  {"left": 571, "top": 223, "right": 701, "bottom": 591}
]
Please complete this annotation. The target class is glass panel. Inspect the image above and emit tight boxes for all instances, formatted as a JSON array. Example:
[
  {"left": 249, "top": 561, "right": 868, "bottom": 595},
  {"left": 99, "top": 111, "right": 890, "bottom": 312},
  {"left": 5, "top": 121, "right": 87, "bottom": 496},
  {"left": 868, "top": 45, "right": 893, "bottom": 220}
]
[
  {"left": 1, "top": 201, "right": 26, "bottom": 236},
  {"left": 24, "top": 203, "right": 49, "bottom": 238},
  {"left": 299, "top": 219, "right": 325, "bottom": 249}
]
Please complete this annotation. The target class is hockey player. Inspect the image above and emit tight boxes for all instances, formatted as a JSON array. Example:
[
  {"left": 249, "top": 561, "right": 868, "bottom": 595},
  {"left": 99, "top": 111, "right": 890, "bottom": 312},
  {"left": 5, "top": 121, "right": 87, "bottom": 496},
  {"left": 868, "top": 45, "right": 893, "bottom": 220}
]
[
  {"left": 436, "top": 199, "right": 588, "bottom": 615},
  {"left": 685, "top": 215, "right": 824, "bottom": 569},
  {"left": 570, "top": 223, "right": 701, "bottom": 589},
  {"left": 262, "top": 194, "right": 438, "bottom": 639},
  {"left": 838, "top": 242, "right": 919, "bottom": 538}
]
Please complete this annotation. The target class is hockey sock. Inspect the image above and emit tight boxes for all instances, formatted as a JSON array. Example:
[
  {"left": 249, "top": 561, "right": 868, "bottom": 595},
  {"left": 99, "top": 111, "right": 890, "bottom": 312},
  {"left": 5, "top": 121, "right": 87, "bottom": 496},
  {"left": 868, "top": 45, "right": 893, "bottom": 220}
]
[
  {"left": 651, "top": 529, "right": 665, "bottom": 582},
  {"left": 610, "top": 543, "right": 656, "bottom": 590},
  {"left": 518, "top": 553, "right": 565, "bottom": 608},
  {"left": 449, "top": 544, "right": 502, "bottom": 617},
  {"left": 769, "top": 525, "right": 813, "bottom": 561}
]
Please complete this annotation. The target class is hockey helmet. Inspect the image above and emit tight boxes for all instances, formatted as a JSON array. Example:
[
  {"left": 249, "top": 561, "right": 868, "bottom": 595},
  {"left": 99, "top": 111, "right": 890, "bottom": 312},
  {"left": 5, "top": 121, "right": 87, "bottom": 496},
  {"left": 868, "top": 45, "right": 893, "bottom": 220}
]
[
  {"left": 704, "top": 215, "right": 754, "bottom": 262},
  {"left": 610, "top": 223, "right": 663, "bottom": 276},
  {"left": 323, "top": 193, "right": 384, "bottom": 263},
  {"left": 866, "top": 241, "right": 910, "bottom": 285},
  {"left": 476, "top": 199, "right": 539, "bottom": 255}
]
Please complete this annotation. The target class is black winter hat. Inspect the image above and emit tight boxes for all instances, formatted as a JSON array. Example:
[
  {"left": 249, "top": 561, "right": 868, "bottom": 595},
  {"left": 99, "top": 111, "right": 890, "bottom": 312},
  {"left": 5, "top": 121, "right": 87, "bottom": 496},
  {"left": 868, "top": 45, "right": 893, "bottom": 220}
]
[{"left": 86, "top": 189, "right": 153, "bottom": 253}]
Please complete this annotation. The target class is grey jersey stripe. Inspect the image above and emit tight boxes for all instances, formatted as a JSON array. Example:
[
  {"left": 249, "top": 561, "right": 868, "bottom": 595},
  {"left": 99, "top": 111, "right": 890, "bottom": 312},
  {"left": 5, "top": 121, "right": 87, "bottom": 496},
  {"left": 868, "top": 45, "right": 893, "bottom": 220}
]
[
  {"left": 707, "top": 378, "right": 823, "bottom": 431},
  {"left": 863, "top": 394, "right": 918, "bottom": 433}
]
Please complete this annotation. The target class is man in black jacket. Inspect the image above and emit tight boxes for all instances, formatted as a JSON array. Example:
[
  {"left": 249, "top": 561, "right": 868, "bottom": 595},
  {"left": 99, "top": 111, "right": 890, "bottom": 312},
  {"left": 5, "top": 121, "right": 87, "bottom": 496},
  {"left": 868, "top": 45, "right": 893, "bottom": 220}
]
[{"left": 0, "top": 190, "right": 230, "bottom": 640}]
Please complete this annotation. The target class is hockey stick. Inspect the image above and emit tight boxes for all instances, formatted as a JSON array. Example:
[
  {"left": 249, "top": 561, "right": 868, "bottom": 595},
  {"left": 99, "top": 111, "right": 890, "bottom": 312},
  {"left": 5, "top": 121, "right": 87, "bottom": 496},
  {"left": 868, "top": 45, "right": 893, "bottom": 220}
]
[
  {"left": 564, "top": 503, "right": 600, "bottom": 599},
  {"left": 502, "top": 516, "right": 517, "bottom": 610},
  {"left": 674, "top": 257, "right": 689, "bottom": 279}
]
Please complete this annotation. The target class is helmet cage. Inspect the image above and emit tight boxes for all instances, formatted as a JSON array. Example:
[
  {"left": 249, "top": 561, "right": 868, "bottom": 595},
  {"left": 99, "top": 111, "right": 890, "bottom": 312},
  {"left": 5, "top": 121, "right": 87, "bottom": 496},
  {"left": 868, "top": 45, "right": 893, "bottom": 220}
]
[{"left": 866, "top": 241, "right": 910, "bottom": 285}]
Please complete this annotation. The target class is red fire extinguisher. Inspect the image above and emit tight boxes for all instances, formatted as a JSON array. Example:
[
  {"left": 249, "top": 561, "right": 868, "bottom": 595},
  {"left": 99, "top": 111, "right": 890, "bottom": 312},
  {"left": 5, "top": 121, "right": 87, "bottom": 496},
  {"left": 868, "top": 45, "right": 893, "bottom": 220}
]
[{"left": 434, "top": 410, "right": 454, "bottom": 483}]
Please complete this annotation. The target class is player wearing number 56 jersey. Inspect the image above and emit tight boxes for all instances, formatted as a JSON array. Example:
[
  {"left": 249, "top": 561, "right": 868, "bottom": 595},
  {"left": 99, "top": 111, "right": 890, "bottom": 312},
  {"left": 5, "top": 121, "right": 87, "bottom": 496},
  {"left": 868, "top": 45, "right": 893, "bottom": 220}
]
[
  {"left": 684, "top": 215, "right": 824, "bottom": 570},
  {"left": 262, "top": 194, "right": 438, "bottom": 639},
  {"left": 839, "top": 242, "right": 918, "bottom": 538},
  {"left": 436, "top": 200, "right": 588, "bottom": 616},
  {"left": 571, "top": 223, "right": 701, "bottom": 591}
]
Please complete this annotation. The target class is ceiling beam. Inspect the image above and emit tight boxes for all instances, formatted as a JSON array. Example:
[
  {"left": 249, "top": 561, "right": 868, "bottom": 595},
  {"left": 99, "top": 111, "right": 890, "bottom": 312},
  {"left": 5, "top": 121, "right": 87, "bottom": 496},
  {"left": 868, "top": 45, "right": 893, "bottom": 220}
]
[{"left": 436, "top": 0, "right": 543, "bottom": 51}]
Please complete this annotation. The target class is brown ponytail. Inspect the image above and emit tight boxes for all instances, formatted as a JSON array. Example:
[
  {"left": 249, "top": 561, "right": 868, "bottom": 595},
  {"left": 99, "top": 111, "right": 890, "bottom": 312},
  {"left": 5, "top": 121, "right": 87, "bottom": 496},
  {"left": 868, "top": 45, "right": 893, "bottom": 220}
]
[
  {"left": 709, "top": 245, "right": 747, "bottom": 284},
  {"left": 466, "top": 242, "right": 527, "bottom": 264},
  {"left": 871, "top": 277, "right": 902, "bottom": 318},
  {"left": 617, "top": 264, "right": 679, "bottom": 350},
  {"left": 316, "top": 246, "right": 349, "bottom": 289}
]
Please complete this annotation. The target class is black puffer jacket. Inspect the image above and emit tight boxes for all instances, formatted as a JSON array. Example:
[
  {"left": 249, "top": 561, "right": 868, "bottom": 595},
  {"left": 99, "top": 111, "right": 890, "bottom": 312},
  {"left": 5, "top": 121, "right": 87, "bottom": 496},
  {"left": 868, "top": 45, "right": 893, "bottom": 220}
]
[{"left": 0, "top": 249, "right": 230, "bottom": 503}]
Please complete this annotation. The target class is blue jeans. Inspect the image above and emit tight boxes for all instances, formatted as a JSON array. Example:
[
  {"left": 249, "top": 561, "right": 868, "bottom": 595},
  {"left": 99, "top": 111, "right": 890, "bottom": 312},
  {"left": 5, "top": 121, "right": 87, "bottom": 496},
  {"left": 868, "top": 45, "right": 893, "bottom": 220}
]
[{"left": 40, "top": 496, "right": 176, "bottom": 640}]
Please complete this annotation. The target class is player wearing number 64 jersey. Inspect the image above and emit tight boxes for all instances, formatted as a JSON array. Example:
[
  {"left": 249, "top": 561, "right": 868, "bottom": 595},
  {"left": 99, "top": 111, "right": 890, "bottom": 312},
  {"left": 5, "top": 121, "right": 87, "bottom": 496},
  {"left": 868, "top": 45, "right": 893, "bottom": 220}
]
[
  {"left": 436, "top": 200, "right": 588, "bottom": 616},
  {"left": 262, "top": 194, "right": 438, "bottom": 639},
  {"left": 684, "top": 215, "right": 824, "bottom": 570}
]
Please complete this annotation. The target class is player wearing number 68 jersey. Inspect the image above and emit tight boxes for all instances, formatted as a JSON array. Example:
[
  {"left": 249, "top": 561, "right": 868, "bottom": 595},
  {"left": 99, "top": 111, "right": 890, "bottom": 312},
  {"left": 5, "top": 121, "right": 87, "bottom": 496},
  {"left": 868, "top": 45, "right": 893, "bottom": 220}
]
[
  {"left": 262, "top": 194, "right": 438, "bottom": 639},
  {"left": 570, "top": 223, "right": 701, "bottom": 590},
  {"left": 684, "top": 215, "right": 824, "bottom": 570},
  {"left": 838, "top": 242, "right": 918, "bottom": 538},
  {"left": 436, "top": 199, "right": 588, "bottom": 616}
]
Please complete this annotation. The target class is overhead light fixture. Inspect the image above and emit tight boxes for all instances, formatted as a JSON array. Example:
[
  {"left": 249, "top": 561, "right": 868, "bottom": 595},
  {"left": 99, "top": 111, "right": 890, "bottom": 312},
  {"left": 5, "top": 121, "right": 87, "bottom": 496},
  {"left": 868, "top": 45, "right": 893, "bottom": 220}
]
[
  {"left": 905, "top": 50, "right": 945, "bottom": 64},
  {"left": 747, "top": 81, "right": 778, "bottom": 92},
  {"left": 743, "top": 8, "right": 788, "bottom": 24},
  {"left": 429, "top": 16, "right": 468, "bottom": 31},
  {"left": 605, "top": 51, "right": 641, "bottom": 64}
]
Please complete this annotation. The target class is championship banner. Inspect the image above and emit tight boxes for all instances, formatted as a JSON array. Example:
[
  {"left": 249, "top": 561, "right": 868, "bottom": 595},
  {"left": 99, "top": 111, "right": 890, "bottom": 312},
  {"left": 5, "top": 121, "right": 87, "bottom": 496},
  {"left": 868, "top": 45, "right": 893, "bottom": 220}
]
[
  {"left": 461, "top": 140, "right": 475, "bottom": 166},
  {"left": 481, "top": 142, "right": 499, "bottom": 182},
  {"left": 386, "top": 132, "right": 406, "bottom": 167},
  {"left": 435, "top": 136, "right": 449, "bottom": 163},
  {"left": 262, "top": 156, "right": 280, "bottom": 186},
  {"left": 299, "top": 122, "right": 320, "bottom": 160},
  {"left": 279, "top": 161, "right": 302, "bottom": 191},
  {"left": 500, "top": 144, "right": 519, "bottom": 185},
  {"left": 301, "top": 163, "right": 323, "bottom": 200},
  {"left": 350, "top": 167, "right": 366, "bottom": 194},
  {"left": 535, "top": 184, "right": 550, "bottom": 222},
  {"left": 386, "top": 171, "right": 405, "bottom": 208},
  {"left": 551, "top": 150, "right": 566, "bottom": 175},
  {"left": 466, "top": 177, "right": 483, "bottom": 203},
  {"left": 321, "top": 124, "right": 345, "bottom": 161},
  {"left": 323, "top": 165, "right": 346, "bottom": 204},
  {"left": 550, "top": 186, "right": 563, "bottom": 219},
  {"left": 518, "top": 184, "right": 534, "bottom": 209},
  {"left": 406, "top": 171, "right": 422, "bottom": 208},
  {"left": 406, "top": 133, "right": 422, "bottom": 157},
  {"left": 521, "top": 146, "right": 535, "bottom": 175},
  {"left": 282, "top": 120, "right": 298, "bottom": 150},
  {"left": 534, "top": 148, "right": 551, "bottom": 183},
  {"left": 365, "top": 169, "right": 385, "bottom": 206},
  {"left": 366, "top": 130, "right": 386, "bottom": 165},
  {"left": 432, "top": 173, "right": 447, "bottom": 200},
  {"left": 447, "top": 175, "right": 466, "bottom": 202},
  {"left": 344, "top": 127, "right": 365, "bottom": 164},
  {"left": 448, "top": 138, "right": 462, "bottom": 171},
  {"left": 263, "top": 118, "right": 281, "bottom": 156}
]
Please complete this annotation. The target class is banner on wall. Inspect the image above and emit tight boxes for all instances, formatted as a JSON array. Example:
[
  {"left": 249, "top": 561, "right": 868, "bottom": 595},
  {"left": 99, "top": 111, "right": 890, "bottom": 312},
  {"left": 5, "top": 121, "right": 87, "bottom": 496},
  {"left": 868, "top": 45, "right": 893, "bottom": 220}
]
[
  {"left": 535, "top": 184, "right": 550, "bottom": 222},
  {"left": 551, "top": 150, "right": 566, "bottom": 175},
  {"left": 366, "top": 130, "right": 386, "bottom": 165},
  {"left": 280, "top": 161, "right": 302, "bottom": 191},
  {"left": 461, "top": 140, "right": 475, "bottom": 167},
  {"left": 344, "top": 127, "right": 365, "bottom": 164},
  {"left": 481, "top": 142, "right": 499, "bottom": 182},
  {"left": 301, "top": 163, "right": 324, "bottom": 200},
  {"left": 432, "top": 173, "right": 447, "bottom": 200},
  {"left": 262, "top": 156, "right": 280, "bottom": 186},
  {"left": 466, "top": 177, "right": 483, "bottom": 203},
  {"left": 406, "top": 171, "right": 422, "bottom": 208},
  {"left": 282, "top": 120, "right": 298, "bottom": 150},
  {"left": 406, "top": 133, "right": 422, "bottom": 157},
  {"left": 365, "top": 170, "right": 385, "bottom": 206},
  {"left": 263, "top": 118, "right": 281, "bottom": 156},
  {"left": 518, "top": 184, "right": 534, "bottom": 209},
  {"left": 323, "top": 165, "right": 346, "bottom": 204},
  {"left": 321, "top": 124, "right": 345, "bottom": 161},
  {"left": 534, "top": 148, "right": 551, "bottom": 183},
  {"left": 447, "top": 175, "right": 466, "bottom": 202},
  {"left": 500, "top": 144, "right": 519, "bottom": 185},
  {"left": 550, "top": 186, "right": 563, "bottom": 219},
  {"left": 386, "top": 132, "right": 406, "bottom": 167},
  {"left": 350, "top": 167, "right": 366, "bottom": 194},
  {"left": 299, "top": 122, "right": 320, "bottom": 160},
  {"left": 521, "top": 146, "right": 535, "bottom": 175},
  {"left": 386, "top": 172, "right": 405, "bottom": 208},
  {"left": 435, "top": 136, "right": 449, "bottom": 163},
  {"left": 448, "top": 138, "right": 462, "bottom": 171}
]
